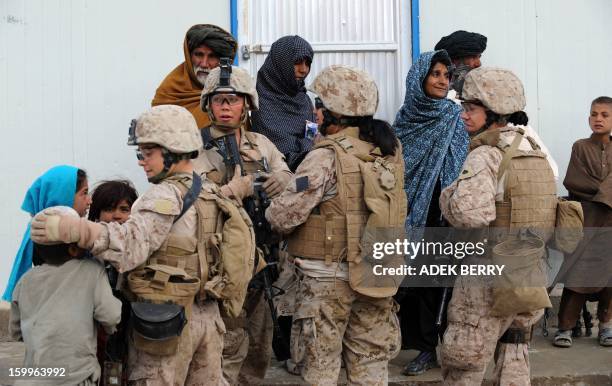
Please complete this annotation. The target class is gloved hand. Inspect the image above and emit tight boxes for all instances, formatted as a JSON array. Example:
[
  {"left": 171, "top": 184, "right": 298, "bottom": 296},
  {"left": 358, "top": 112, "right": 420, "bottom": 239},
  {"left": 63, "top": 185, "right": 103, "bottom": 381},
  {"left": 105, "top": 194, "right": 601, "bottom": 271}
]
[
  {"left": 31, "top": 207, "right": 103, "bottom": 249},
  {"left": 261, "top": 171, "right": 292, "bottom": 198},
  {"left": 220, "top": 165, "right": 254, "bottom": 201}
]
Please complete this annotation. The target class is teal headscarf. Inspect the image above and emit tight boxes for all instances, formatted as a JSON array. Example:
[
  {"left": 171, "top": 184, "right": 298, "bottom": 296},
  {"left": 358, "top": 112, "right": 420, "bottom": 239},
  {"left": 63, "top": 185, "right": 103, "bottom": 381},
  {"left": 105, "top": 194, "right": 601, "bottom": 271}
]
[{"left": 2, "top": 165, "right": 79, "bottom": 301}]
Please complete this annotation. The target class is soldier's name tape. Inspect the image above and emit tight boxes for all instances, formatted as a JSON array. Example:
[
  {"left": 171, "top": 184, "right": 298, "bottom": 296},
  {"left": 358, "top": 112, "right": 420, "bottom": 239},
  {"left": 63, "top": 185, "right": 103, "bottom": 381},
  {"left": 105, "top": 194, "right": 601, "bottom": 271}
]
[
  {"left": 372, "top": 263, "right": 504, "bottom": 277},
  {"left": 2, "top": 367, "right": 67, "bottom": 378}
]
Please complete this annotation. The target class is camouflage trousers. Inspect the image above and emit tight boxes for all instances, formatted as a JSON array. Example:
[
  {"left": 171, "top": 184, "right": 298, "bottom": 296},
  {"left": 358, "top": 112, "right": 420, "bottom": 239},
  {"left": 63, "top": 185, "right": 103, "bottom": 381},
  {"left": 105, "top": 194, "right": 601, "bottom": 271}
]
[
  {"left": 440, "top": 276, "right": 544, "bottom": 386},
  {"left": 292, "top": 274, "right": 401, "bottom": 386},
  {"left": 222, "top": 288, "right": 273, "bottom": 385},
  {"left": 127, "top": 300, "right": 228, "bottom": 386}
]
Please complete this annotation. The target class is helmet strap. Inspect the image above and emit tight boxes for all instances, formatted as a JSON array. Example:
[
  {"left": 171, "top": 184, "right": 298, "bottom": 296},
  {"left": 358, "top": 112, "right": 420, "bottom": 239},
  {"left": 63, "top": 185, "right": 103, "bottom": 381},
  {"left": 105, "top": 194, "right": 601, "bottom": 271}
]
[
  {"left": 147, "top": 149, "right": 192, "bottom": 184},
  {"left": 470, "top": 111, "right": 505, "bottom": 137},
  {"left": 320, "top": 109, "right": 341, "bottom": 135}
]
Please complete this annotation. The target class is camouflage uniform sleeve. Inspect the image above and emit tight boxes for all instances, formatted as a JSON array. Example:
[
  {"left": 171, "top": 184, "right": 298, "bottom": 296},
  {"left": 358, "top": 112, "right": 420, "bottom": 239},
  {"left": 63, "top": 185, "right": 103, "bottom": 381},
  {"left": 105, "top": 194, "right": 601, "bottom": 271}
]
[
  {"left": 439, "top": 145, "right": 502, "bottom": 228},
  {"left": 266, "top": 148, "right": 336, "bottom": 234},
  {"left": 91, "top": 183, "right": 182, "bottom": 273}
]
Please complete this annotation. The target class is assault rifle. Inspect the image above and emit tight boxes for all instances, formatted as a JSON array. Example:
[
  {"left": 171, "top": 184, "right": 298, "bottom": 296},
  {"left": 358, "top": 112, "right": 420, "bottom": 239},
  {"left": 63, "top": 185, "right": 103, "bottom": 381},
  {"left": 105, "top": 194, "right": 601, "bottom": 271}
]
[{"left": 216, "top": 132, "right": 291, "bottom": 361}]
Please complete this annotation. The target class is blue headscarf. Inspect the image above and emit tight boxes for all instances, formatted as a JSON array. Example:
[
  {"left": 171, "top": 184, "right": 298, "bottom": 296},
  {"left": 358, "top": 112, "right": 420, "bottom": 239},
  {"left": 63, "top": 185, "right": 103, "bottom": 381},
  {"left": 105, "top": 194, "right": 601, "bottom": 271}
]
[
  {"left": 2, "top": 165, "right": 79, "bottom": 301},
  {"left": 393, "top": 51, "right": 469, "bottom": 228}
]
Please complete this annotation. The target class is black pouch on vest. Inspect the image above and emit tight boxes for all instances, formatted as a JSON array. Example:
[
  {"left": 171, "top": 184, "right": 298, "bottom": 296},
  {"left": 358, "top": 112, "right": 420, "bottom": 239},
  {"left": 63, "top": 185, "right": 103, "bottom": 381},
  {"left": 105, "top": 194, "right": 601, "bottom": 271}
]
[{"left": 130, "top": 302, "right": 187, "bottom": 355}]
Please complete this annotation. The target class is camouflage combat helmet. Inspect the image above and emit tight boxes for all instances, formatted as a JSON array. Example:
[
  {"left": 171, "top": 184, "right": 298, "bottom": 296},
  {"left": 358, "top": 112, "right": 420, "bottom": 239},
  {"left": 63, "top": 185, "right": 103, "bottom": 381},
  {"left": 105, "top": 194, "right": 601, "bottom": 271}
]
[
  {"left": 128, "top": 105, "right": 202, "bottom": 154},
  {"left": 200, "top": 66, "right": 259, "bottom": 111},
  {"left": 308, "top": 65, "right": 379, "bottom": 117},
  {"left": 461, "top": 67, "right": 526, "bottom": 115}
]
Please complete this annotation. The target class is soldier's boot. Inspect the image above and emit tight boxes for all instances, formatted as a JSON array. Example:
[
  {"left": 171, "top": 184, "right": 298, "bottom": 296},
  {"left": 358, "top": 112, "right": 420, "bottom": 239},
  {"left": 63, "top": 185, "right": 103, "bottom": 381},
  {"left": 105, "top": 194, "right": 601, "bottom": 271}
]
[
  {"left": 402, "top": 351, "right": 439, "bottom": 376},
  {"left": 493, "top": 340, "right": 532, "bottom": 386}
]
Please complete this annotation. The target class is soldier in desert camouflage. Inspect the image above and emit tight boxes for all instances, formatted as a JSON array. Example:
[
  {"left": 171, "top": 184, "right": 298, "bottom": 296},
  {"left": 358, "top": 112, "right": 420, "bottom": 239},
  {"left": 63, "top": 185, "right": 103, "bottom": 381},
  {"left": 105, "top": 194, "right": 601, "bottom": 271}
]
[
  {"left": 196, "top": 65, "right": 293, "bottom": 385},
  {"left": 439, "top": 68, "right": 557, "bottom": 385},
  {"left": 266, "top": 65, "right": 406, "bottom": 385},
  {"left": 31, "top": 104, "right": 255, "bottom": 386}
]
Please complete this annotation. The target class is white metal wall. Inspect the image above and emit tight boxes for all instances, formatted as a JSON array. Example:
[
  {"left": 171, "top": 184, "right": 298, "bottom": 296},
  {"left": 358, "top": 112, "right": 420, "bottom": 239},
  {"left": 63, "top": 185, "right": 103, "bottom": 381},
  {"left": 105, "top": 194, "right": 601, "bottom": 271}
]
[
  {"left": 0, "top": 0, "right": 230, "bottom": 294},
  {"left": 419, "top": 0, "right": 612, "bottom": 192},
  {"left": 237, "top": 0, "right": 412, "bottom": 122}
]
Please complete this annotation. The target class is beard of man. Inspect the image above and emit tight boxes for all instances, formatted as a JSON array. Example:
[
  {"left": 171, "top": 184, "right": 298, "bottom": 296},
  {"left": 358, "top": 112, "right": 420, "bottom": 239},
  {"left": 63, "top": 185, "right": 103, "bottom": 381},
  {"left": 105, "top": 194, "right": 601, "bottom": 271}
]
[{"left": 194, "top": 66, "right": 210, "bottom": 86}]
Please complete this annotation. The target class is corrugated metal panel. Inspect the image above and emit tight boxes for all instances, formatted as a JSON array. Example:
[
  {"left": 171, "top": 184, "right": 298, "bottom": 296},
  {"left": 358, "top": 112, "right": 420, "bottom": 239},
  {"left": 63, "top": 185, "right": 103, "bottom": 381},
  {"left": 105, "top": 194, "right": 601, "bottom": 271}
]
[
  {"left": 239, "top": 0, "right": 410, "bottom": 122},
  {"left": 0, "top": 0, "right": 230, "bottom": 293}
]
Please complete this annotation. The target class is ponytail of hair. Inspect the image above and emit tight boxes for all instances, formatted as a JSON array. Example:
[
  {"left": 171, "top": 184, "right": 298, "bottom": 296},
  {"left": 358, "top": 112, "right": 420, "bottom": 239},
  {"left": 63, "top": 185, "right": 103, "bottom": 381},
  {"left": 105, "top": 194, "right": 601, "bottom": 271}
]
[{"left": 507, "top": 111, "right": 529, "bottom": 126}]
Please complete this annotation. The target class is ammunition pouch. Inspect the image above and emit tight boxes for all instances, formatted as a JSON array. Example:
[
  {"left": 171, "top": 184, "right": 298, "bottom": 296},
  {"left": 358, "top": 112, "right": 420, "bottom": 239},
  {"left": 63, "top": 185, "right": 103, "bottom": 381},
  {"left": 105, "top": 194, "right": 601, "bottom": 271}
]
[
  {"left": 499, "top": 327, "right": 531, "bottom": 344},
  {"left": 130, "top": 302, "right": 187, "bottom": 356}
]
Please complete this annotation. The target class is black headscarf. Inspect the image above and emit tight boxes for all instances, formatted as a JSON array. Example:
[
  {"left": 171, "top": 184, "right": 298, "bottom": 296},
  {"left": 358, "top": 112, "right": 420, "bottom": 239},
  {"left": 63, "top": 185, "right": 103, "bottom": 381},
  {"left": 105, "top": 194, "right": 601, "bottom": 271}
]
[
  {"left": 251, "top": 35, "right": 315, "bottom": 171},
  {"left": 434, "top": 30, "right": 487, "bottom": 60}
]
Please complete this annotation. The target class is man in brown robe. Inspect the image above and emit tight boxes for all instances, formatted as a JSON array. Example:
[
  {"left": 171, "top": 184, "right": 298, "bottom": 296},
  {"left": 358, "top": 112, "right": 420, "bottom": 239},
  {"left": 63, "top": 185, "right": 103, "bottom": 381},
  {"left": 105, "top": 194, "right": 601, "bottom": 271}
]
[
  {"left": 152, "top": 24, "right": 237, "bottom": 128},
  {"left": 555, "top": 96, "right": 612, "bottom": 348}
]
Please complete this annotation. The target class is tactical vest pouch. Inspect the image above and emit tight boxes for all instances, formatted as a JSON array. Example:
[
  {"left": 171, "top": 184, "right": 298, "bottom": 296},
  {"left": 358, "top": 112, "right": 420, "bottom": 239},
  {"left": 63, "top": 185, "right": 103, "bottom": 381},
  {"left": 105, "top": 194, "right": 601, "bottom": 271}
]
[
  {"left": 127, "top": 264, "right": 200, "bottom": 355},
  {"left": 203, "top": 195, "right": 256, "bottom": 318},
  {"left": 130, "top": 302, "right": 187, "bottom": 356},
  {"left": 164, "top": 177, "right": 256, "bottom": 318},
  {"left": 553, "top": 198, "right": 584, "bottom": 254},
  {"left": 149, "top": 234, "right": 200, "bottom": 280},
  {"left": 351, "top": 157, "right": 407, "bottom": 298},
  {"left": 490, "top": 237, "right": 552, "bottom": 316}
]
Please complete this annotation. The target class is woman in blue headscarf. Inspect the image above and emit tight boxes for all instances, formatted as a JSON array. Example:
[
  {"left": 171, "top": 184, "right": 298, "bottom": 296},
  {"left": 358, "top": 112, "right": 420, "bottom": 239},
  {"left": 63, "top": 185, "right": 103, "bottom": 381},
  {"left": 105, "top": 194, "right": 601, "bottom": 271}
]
[
  {"left": 2, "top": 165, "right": 91, "bottom": 301},
  {"left": 392, "top": 50, "right": 468, "bottom": 376}
]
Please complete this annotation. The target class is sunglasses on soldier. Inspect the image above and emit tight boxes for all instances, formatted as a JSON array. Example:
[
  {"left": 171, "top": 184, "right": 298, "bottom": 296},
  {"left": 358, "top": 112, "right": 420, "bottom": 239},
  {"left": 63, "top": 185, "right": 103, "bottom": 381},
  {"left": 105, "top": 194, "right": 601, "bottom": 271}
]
[
  {"left": 135, "top": 145, "right": 161, "bottom": 161},
  {"left": 210, "top": 93, "right": 243, "bottom": 107}
]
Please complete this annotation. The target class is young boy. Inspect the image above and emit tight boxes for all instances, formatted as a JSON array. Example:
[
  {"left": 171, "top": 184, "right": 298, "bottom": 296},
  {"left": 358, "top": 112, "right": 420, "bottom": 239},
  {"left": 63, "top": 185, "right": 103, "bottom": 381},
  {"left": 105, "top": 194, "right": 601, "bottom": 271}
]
[
  {"left": 9, "top": 206, "right": 121, "bottom": 385},
  {"left": 555, "top": 96, "right": 612, "bottom": 348}
]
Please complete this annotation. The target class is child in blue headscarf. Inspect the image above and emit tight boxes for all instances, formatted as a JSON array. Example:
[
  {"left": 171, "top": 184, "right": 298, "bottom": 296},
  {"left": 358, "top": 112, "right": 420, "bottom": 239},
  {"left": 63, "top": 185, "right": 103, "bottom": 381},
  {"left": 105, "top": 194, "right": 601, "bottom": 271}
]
[{"left": 2, "top": 165, "right": 91, "bottom": 301}]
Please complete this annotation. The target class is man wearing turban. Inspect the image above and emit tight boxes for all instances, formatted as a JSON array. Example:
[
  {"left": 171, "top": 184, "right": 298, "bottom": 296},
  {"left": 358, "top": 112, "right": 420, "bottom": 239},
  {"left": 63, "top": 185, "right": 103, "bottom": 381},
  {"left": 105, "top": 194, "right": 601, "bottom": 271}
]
[
  {"left": 152, "top": 24, "right": 237, "bottom": 128},
  {"left": 435, "top": 30, "right": 487, "bottom": 97}
]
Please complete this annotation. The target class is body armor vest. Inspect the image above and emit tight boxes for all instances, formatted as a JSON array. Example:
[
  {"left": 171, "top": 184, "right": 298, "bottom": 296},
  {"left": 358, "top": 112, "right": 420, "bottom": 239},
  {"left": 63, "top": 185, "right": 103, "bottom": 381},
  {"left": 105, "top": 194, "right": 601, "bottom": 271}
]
[
  {"left": 488, "top": 127, "right": 557, "bottom": 242},
  {"left": 475, "top": 127, "right": 556, "bottom": 316},
  {"left": 147, "top": 174, "right": 223, "bottom": 301},
  {"left": 287, "top": 128, "right": 407, "bottom": 297},
  {"left": 288, "top": 131, "right": 371, "bottom": 264}
]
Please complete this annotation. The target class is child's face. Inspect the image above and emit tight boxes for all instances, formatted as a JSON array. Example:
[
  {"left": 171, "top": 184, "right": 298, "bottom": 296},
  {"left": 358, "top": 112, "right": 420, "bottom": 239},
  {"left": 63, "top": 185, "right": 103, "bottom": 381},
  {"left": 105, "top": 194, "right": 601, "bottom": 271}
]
[
  {"left": 589, "top": 103, "right": 612, "bottom": 136},
  {"left": 73, "top": 179, "right": 92, "bottom": 217},
  {"left": 99, "top": 199, "right": 132, "bottom": 224}
]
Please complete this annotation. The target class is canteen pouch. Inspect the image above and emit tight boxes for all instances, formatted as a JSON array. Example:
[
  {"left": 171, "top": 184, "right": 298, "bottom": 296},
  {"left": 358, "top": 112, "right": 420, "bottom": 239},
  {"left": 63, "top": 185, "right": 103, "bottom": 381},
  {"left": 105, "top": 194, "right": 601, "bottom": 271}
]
[
  {"left": 490, "top": 236, "right": 552, "bottom": 316},
  {"left": 130, "top": 302, "right": 187, "bottom": 356},
  {"left": 127, "top": 264, "right": 200, "bottom": 355}
]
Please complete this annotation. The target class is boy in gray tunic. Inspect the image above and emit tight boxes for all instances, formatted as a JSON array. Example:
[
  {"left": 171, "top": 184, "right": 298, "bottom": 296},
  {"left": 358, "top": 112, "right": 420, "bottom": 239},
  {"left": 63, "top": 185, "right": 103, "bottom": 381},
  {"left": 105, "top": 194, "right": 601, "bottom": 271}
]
[{"left": 9, "top": 206, "right": 121, "bottom": 385}]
